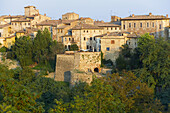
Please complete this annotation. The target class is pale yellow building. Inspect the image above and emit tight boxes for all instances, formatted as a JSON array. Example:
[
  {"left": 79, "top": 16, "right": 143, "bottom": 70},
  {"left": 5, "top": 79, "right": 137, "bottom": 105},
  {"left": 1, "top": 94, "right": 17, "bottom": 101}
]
[
  {"left": 121, "top": 13, "right": 170, "bottom": 38},
  {"left": 63, "top": 24, "right": 103, "bottom": 50}
]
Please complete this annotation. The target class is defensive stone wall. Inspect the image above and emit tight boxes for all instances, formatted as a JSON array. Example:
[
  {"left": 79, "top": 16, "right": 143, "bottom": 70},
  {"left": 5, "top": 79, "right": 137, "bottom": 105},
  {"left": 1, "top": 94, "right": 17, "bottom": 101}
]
[
  {"left": 55, "top": 52, "right": 101, "bottom": 83},
  {"left": 55, "top": 54, "right": 74, "bottom": 81}
]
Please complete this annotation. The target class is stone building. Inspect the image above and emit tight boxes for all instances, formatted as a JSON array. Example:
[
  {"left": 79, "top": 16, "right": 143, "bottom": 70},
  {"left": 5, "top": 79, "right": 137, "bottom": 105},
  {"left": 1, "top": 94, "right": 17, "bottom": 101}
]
[
  {"left": 121, "top": 13, "right": 170, "bottom": 38},
  {"left": 24, "top": 6, "right": 39, "bottom": 17},
  {"left": 94, "top": 22, "right": 121, "bottom": 33},
  {"left": 165, "top": 26, "right": 170, "bottom": 40},
  {"left": 95, "top": 32, "right": 138, "bottom": 63},
  {"left": 55, "top": 51, "right": 101, "bottom": 82},
  {"left": 62, "top": 24, "right": 103, "bottom": 51},
  {"left": 62, "top": 12, "right": 79, "bottom": 20}
]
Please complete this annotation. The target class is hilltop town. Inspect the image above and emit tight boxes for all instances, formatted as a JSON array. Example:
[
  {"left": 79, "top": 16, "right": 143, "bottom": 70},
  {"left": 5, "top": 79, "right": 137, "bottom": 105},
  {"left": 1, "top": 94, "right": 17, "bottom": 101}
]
[{"left": 0, "top": 6, "right": 169, "bottom": 112}]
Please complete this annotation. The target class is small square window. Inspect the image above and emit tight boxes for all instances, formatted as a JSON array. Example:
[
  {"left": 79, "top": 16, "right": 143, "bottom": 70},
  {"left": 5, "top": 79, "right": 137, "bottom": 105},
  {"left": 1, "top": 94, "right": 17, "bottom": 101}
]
[
  {"left": 111, "top": 40, "right": 115, "bottom": 44},
  {"left": 94, "top": 37, "right": 96, "bottom": 40},
  {"left": 106, "top": 47, "right": 110, "bottom": 51}
]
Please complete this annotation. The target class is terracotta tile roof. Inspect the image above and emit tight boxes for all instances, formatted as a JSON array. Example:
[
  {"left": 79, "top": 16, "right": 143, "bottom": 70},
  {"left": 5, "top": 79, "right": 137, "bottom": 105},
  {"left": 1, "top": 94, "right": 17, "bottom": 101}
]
[
  {"left": 72, "top": 24, "right": 102, "bottom": 30},
  {"left": 62, "top": 20, "right": 77, "bottom": 24},
  {"left": 122, "top": 14, "right": 169, "bottom": 20},
  {"left": 79, "top": 17, "right": 93, "bottom": 20},
  {"left": 26, "top": 27, "right": 39, "bottom": 32},
  {"left": 36, "top": 20, "right": 62, "bottom": 26},
  {"left": 11, "top": 17, "right": 31, "bottom": 22},
  {"left": 95, "top": 32, "right": 138, "bottom": 38},
  {"left": 0, "top": 24, "right": 10, "bottom": 29},
  {"left": 63, "top": 12, "right": 78, "bottom": 15},
  {"left": 16, "top": 30, "right": 25, "bottom": 33},
  {"left": 5, "top": 35, "right": 15, "bottom": 39},
  {"left": 24, "top": 6, "right": 36, "bottom": 8},
  {"left": 57, "top": 25, "right": 70, "bottom": 29},
  {"left": 4, "top": 15, "right": 24, "bottom": 19}
]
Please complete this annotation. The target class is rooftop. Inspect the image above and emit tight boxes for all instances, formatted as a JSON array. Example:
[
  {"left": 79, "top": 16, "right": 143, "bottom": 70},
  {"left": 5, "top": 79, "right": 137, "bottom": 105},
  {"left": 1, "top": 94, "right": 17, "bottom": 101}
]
[
  {"left": 122, "top": 13, "right": 169, "bottom": 20},
  {"left": 0, "top": 24, "right": 10, "bottom": 29}
]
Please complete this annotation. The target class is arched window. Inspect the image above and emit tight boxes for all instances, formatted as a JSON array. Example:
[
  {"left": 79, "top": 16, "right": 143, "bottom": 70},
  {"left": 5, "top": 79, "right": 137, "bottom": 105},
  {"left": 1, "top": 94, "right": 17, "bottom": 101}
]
[
  {"left": 0, "top": 32, "right": 1, "bottom": 37},
  {"left": 94, "top": 68, "right": 99, "bottom": 72}
]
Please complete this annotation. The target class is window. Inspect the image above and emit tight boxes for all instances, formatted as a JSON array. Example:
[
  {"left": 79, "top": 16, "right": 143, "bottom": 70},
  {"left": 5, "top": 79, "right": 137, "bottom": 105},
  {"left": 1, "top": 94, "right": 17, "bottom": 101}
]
[
  {"left": 65, "top": 45, "right": 67, "bottom": 49},
  {"left": 115, "top": 27, "right": 117, "bottom": 30},
  {"left": 72, "top": 38, "right": 74, "bottom": 42},
  {"left": 111, "top": 40, "right": 115, "bottom": 44},
  {"left": 65, "top": 38, "right": 67, "bottom": 41},
  {"left": 94, "top": 30, "right": 95, "bottom": 32},
  {"left": 152, "top": 23, "right": 154, "bottom": 27},
  {"left": 87, "top": 30, "right": 88, "bottom": 33},
  {"left": 106, "top": 47, "right": 110, "bottom": 51},
  {"left": 111, "top": 27, "right": 113, "bottom": 30},
  {"left": 94, "top": 37, "right": 96, "bottom": 40},
  {"left": 69, "top": 38, "right": 71, "bottom": 41},
  {"left": 84, "top": 30, "right": 85, "bottom": 33},
  {"left": 147, "top": 23, "right": 149, "bottom": 27},
  {"left": 134, "top": 23, "right": 136, "bottom": 28},
  {"left": 140, "top": 23, "right": 142, "bottom": 28},
  {"left": 129, "top": 42, "right": 130, "bottom": 45},
  {"left": 123, "top": 25, "right": 125, "bottom": 30},
  {"left": 20, "top": 23, "right": 22, "bottom": 25},
  {"left": 28, "top": 23, "right": 30, "bottom": 25},
  {"left": 61, "top": 29, "right": 63, "bottom": 33},
  {"left": 15, "top": 23, "right": 17, "bottom": 25},
  {"left": 129, "top": 23, "right": 131, "bottom": 28},
  {"left": 84, "top": 37, "right": 86, "bottom": 41},
  {"left": 0, "top": 33, "right": 1, "bottom": 37},
  {"left": 99, "top": 40, "right": 101, "bottom": 43},
  {"left": 87, "top": 45, "right": 89, "bottom": 49},
  {"left": 159, "top": 24, "right": 162, "bottom": 29},
  {"left": 107, "top": 27, "right": 109, "bottom": 30},
  {"left": 25, "top": 23, "right": 27, "bottom": 25},
  {"left": 12, "top": 23, "right": 13, "bottom": 25},
  {"left": 90, "top": 37, "right": 92, "bottom": 40}
]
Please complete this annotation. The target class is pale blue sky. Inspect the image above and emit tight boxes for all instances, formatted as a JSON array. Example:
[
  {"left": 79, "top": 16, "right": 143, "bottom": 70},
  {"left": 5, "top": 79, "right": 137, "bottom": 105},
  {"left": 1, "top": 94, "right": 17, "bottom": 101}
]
[{"left": 0, "top": 0, "right": 170, "bottom": 22}]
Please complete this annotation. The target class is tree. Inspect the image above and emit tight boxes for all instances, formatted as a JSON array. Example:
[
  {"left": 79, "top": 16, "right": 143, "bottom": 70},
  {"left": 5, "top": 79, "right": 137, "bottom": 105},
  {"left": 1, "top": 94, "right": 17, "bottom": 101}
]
[
  {"left": 103, "top": 71, "right": 163, "bottom": 112},
  {"left": 70, "top": 44, "right": 79, "bottom": 51},
  {"left": 11, "top": 36, "right": 34, "bottom": 67}
]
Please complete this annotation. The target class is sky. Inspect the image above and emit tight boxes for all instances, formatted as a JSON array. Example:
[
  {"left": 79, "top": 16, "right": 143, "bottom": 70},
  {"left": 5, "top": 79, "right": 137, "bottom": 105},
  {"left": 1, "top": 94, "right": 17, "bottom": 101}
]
[{"left": 0, "top": 0, "right": 170, "bottom": 22}]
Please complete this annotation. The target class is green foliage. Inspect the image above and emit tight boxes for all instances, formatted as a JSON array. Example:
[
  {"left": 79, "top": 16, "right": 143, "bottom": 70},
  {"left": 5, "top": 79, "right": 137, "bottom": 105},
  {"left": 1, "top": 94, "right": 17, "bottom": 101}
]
[
  {"left": 0, "top": 46, "right": 8, "bottom": 52},
  {"left": 70, "top": 44, "right": 79, "bottom": 51},
  {"left": 11, "top": 36, "right": 34, "bottom": 67}
]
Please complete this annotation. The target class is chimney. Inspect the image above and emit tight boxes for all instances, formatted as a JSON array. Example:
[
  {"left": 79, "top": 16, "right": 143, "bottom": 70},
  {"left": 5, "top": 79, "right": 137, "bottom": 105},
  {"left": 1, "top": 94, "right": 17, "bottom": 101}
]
[
  {"left": 149, "top": 12, "right": 152, "bottom": 16},
  {"left": 166, "top": 14, "right": 168, "bottom": 18},
  {"left": 132, "top": 14, "right": 135, "bottom": 17},
  {"left": 44, "top": 13, "right": 46, "bottom": 16}
]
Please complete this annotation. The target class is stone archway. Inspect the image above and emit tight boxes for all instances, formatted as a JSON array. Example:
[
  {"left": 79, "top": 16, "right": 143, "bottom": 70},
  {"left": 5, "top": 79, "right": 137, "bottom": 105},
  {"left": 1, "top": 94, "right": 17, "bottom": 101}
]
[{"left": 94, "top": 67, "right": 99, "bottom": 72}]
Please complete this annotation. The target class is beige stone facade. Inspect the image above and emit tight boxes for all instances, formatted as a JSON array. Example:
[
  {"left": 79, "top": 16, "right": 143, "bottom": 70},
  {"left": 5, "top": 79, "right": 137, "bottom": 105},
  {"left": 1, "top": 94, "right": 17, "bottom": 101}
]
[
  {"left": 24, "top": 6, "right": 39, "bottom": 17},
  {"left": 70, "top": 24, "right": 103, "bottom": 50},
  {"left": 97, "top": 32, "right": 138, "bottom": 63},
  {"left": 121, "top": 13, "right": 170, "bottom": 38},
  {"left": 62, "top": 12, "right": 79, "bottom": 20},
  {"left": 55, "top": 52, "right": 101, "bottom": 82}
]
